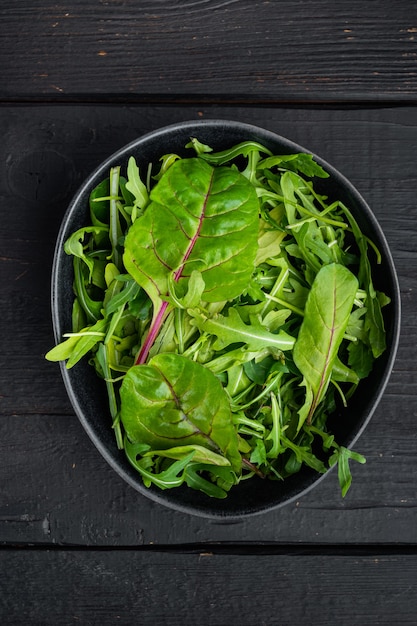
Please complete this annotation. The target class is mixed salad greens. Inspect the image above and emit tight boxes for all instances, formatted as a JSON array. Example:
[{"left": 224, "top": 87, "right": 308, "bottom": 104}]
[{"left": 46, "top": 137, "right": 389, "bottom": 499}]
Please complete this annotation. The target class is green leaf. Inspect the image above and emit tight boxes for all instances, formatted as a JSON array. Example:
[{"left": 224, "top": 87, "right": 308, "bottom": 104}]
[
  {"left": 45, "top": 334, "right": 82, "bottom": 362},
  {"left": 184, "top": 464, "right": 234, "bottom": 498},
  {"left": 124, "top": 157, "right": 259, "bottom": 311},
  {"left": 195, "top": 141, "right": 272, "bottom": 165},
  {"left": 120, "top": 353, "right": 241, "bottom": 472},
  {"left": 281, "top": 435, "right": 327, "bottom": 473},
  {"left": 331, "top": 356, "right": 360, "bottom": 385},
  {"left": 104, "top": 279, "right": 141, "bottom": 316},
  {"left": 125, "top": 156, "right": 149, "bottom": 213},
  {"left": 250, "top": 439, "right": 267, "bottom": 465},
  {"left": 124, "top": 439, "right": 193, "bottom": 490},
  {"left": 71, "top": 298, "right": 87, "bottom": 333},
  {"left": 123, "top": 157, "right": 260, "bottom": 363},
  {"left": 189, "top": 307, "right": 295, "bottom": 352},
  {"left": 144, "top": 444, "right": 232, "bottom": 467},
  {"left": 255, "top": 205, "right": 286, "bottom": 266},
  {"left": 64, "top": 226, "right": 109, "bottom": 281},
  {"left": 258, "top": 153, "right": 329, "bottom": 179},
  {"left": 342, "top": 206, "right": 387, "bottom": 358},
  {"left": 347, "top": 339, "right": 375, "bottom": 379},
  {"left": 166, "top": 270, "right": 206, "bottom": 309},
  {"left": 329, "top": 446, "right": 366, "bottom": 497},
  {"left": 293, "top": 263, "right": 358, "bottom": 427},
  {"left": 45, "top": 318, "right": 108, "bottom": 368},
  {"left": 89, "top": 178, "right": 111, "bottom": 227}
]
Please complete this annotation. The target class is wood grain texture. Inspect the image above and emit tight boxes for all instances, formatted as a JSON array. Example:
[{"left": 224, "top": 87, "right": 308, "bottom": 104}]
[
  {"left": 1, "top": 0, "right": 417, "bottom": 101},
  {"left": 0, "top": 104, "right": 416, "bottom": 547},
  {"left": 1, "top": 549, "right": 417, "bottom": 625}
]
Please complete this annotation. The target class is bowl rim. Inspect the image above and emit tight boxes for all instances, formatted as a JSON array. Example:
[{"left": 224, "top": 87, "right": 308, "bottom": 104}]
[{"left": 51, "top": 118, "right": 401, "bottom": 519}]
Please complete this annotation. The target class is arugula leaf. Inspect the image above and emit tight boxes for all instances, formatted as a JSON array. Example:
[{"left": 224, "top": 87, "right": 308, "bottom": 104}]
[
  {"left": 342, "top": 205, "right": 387, "bottom": 358},
  {"left": 144, "top": 444, "right": 232, "bottom": 467},
  {"left": 193, "top": 140, "right": 272, "bottom": 165},
  {"left": 329, "top": 446, "right": 366, "bottom": 497},
  {"left": 125, "top": 156, "right": 149, "bottom": 216},
  {"left": 64, "top": 226, "right": 108, "bottom": 280},
  {"left": 258, "top": 153, "right": 329, "bottom": 178},
  {"left": 45, "top": 318, "right": 108, "bottom": 368},
  {"left": 189, "top": 307, "right": 294, "bottom": 352}
]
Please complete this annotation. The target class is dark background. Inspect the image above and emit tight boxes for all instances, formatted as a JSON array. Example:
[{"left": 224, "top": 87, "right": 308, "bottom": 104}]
[{"left": 1, "top": 1, "right": 416, "bottom": 624}]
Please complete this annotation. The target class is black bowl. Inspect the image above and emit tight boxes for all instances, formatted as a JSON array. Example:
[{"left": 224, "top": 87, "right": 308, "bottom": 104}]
[{"left": 51, "top": 119, "right": 401, "bottom": 519}]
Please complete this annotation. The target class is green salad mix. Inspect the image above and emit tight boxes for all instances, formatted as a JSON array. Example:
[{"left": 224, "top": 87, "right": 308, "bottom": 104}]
[{"left": 46, "top": 138, "right": 389, "bottom": 498}]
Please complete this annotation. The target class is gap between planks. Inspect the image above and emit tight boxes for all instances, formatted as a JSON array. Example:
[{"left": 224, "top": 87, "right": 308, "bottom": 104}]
[
  {"left": 2, "top": 95, "right": 417, "bottom": 107},
  {"left": 1, "top": 542, "right": 417, "bottom": 556}
]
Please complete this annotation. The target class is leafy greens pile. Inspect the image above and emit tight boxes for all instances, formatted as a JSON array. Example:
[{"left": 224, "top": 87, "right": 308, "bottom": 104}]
[{"left": 46, "top": 138, "right": 389, "bottom": 499}]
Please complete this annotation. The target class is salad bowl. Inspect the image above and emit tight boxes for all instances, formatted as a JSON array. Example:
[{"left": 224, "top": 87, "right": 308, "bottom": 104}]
[{"left": 50, "top": 119, "right": 400, "bottom": 518}]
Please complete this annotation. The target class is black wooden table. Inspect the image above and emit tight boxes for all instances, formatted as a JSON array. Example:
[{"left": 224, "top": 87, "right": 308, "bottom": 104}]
[{"left": 1, "top": 2, "right": 416, "bottom": 624}]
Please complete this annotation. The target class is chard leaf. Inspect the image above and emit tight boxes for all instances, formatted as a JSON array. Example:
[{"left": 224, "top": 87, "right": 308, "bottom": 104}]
[
  {"left": 189, "top": 307, "right": 295, "bottom": 352},
  {"left": 120, "top": 353, "right": 241, "bottom": 473},
  {"left": 124, "top": 157, "right": 259, "bottom": 309},
  {"left": 123, "top": 157, "right": 260, "bottom": 363},
  {"left": 293, "top": 263, "right": 358, "bottom": 427}
]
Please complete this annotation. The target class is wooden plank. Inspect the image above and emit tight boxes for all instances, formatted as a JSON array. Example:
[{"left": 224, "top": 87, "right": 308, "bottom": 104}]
[
  {"left": 1, "top": 398, "right": 417, "bottom": 547},
  {"left": 1, "top": 0, "right": 417, "bottom": 101},
  {"left": 1, "top": 104, "right": 415, "bottom": 546},
  {"left": 1, "top": 549, "right": 417, "bottom": 625}
]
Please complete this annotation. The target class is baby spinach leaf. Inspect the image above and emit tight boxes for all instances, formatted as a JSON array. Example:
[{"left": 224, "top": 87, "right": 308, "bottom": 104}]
[
  {"left": 293, "top": 263, "right": 358, "bottom": 428},
  {"left": 120, "top": 352, "right": 241, "bottom": 472}
]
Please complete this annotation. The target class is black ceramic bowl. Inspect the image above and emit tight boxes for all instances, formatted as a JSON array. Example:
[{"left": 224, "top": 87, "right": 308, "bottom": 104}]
[{"left": 51, "top": 119, "right": 401, "bottom": 519}]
